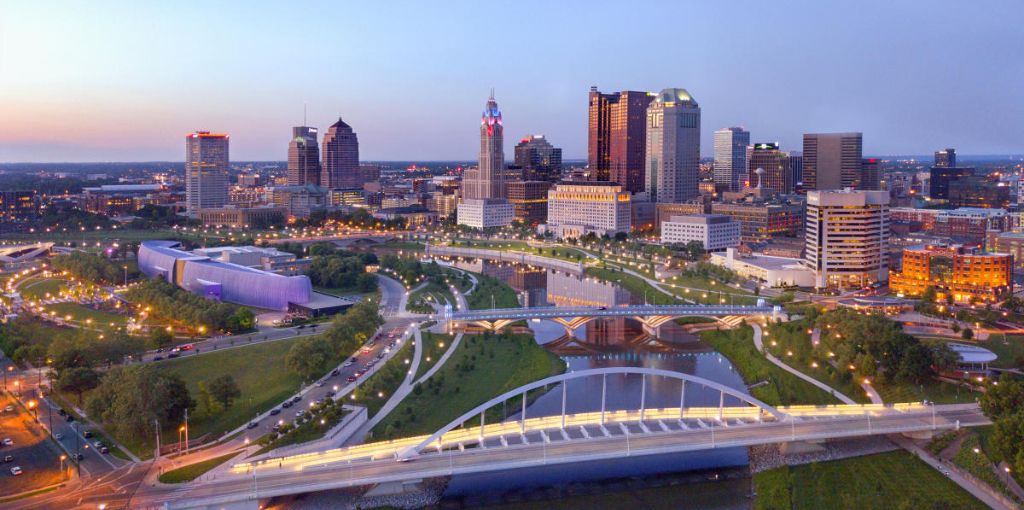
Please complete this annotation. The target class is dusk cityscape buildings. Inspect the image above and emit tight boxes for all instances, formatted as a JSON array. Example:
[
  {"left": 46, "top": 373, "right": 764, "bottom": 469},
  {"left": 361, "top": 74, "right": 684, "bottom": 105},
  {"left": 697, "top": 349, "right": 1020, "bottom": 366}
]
[{"left": 2, "top": 4, "right": 1023, "bottom": 507}]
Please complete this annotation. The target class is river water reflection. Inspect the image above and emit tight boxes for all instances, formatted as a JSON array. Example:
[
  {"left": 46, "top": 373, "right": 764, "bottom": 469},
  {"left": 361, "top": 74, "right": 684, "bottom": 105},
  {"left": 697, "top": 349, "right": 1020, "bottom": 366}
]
[{"left": 441, "top": 258, "right": 752, "bottom": 502}]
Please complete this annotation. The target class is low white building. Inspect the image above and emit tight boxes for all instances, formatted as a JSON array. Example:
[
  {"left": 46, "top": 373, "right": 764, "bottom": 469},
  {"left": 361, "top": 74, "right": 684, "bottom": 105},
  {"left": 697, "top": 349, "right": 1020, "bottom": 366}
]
[
  {"left": 710, "top": 248, "right": 816, "bottom": 287},
  {"left": 546, "top": 182, "right": 631, "bottom": 239},
  {"left": 457, "top": 198, "right": 514, "bottom": 229},
  {"left": 661, "top": 214, "right": 740, "bottom": 251},
  {"left": 191, "top": 245, "right": 312, "bottom": 276}
]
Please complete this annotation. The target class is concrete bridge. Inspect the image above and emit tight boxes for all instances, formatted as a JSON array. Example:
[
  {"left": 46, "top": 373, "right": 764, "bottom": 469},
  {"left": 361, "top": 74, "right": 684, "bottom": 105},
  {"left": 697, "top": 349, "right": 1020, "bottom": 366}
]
[
  {"left": 424, "top": 244, "right": 586, "bottom": 275},
  {"left": 439, "top": 304, "right": 779, "bottom": 336},
  {"left": 158, "top": 367, "right": 987, "bottom": 510}
]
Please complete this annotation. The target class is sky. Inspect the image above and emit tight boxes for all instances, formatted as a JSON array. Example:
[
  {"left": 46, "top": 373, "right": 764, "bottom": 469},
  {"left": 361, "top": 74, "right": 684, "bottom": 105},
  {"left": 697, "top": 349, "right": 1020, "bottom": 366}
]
[{"left": 1, "top": 1, "right": 1022, "bottom": 162}]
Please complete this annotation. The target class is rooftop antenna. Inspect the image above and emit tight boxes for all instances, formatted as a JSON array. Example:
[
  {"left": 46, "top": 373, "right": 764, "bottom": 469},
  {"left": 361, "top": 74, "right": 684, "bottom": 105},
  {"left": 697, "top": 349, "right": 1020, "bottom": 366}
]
[
  {"left": 303, "top": 103, "right": 307, "bottom": 127},
  {"left": 489, "top": 87, "right": 495, "bottom": 100}
]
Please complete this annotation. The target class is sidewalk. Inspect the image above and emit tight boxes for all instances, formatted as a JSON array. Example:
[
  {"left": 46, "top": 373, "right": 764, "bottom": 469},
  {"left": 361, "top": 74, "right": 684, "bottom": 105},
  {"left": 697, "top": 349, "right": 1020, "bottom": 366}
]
[{"left": 892, "top": 435, "right": 1018, "bottom": 510}]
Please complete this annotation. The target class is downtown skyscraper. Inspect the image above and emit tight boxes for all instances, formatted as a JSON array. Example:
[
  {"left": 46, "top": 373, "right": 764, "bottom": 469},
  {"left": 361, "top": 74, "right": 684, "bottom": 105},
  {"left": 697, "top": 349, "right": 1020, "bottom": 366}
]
[
  {"left": 802, "top": 132, "right": 863, "bottom": 190},
  {"left": 287, "top": 126, "right": 321, "bottom": 186},
  {"left": 644, "top": 88, "right": 701, "bottom": 203},
  {"left": 463, "top": 93, "right": 506, "bottom": 200},
  {"left": 514, "top": 135, "right": 562, "bottom": 182},
  {"left": 185, "top": 131, "right": 229, "bottom": 216},
  {"left": 588, "top": 87, "right": 654, "bottom": 192},
  {"left": 321, "top": 117, "right": 360, "bottom": 189},
  {"left": 713, "top": 127, "right": 750, "bottom": 192}
]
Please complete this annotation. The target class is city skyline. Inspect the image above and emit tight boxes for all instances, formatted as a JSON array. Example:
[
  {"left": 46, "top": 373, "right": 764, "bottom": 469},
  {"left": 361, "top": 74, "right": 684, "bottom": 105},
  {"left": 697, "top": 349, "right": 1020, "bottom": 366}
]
[{"left": 2, "top": 1, "right": 1023, "bottom": 162}]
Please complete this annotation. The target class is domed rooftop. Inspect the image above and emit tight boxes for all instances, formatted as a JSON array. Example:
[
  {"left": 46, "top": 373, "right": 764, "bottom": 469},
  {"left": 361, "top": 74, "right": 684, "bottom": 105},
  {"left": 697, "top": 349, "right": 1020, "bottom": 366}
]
[{"left": 656, "top": 88, "right": 697, "bottom": 104}]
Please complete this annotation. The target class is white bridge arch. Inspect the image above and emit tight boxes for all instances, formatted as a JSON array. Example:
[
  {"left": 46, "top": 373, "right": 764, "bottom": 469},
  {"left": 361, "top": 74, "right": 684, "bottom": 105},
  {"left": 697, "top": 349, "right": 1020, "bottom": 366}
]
[{"left": 398, "top": 366, "right": 786, "bottom": 459}]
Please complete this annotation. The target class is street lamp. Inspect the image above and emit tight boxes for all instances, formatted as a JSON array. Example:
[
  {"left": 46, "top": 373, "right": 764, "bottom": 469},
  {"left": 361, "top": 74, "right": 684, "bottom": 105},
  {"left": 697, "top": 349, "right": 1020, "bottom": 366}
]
[{"left": 59, "top": 454, "right": 67, "bottom": 479}]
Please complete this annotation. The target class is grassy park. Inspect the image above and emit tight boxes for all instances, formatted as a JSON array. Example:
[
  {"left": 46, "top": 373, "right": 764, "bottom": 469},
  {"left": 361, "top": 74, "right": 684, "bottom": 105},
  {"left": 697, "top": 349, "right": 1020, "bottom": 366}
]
[
  {"left": 18, "top": 276, "right": 67, "bottom": 300},
  {"left": 45, "top": 302, "right": 127, "bottom": 325},
  {"left": 372, "top": 332, "right": 564, "bottom": 440},
  {"left": 698, "top": 326, "right": 840, "bottom": 406},
  {"left": 350, "top": 339, "right": 416, "bottom": 417},
  {"left": 753, "top": 450, "right": 988, "bottom": 510},
  {"left": 158, "top": 451, "right": 243, "bottom": 483},
  {"left": 415, "top": 330, "right": 455, "bottom": 380},
  {"left": 141, "top": 338, "right": 308, "bottom": 456},
  {"left": 466, "top": 273, "right": 520, "bottom": 309}
]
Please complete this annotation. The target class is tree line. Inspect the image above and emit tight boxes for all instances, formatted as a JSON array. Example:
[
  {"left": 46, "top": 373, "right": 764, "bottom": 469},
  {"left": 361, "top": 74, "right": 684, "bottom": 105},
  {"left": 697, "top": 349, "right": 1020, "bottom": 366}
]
[
  {"left": 285, "top": 297, "right": 384, "bottom": 381},
  {"left": 305, "top": 243, "right": 378, "bottom": 292},
  {"left": 51, "top": 251, "right": 140, "bottom": 286},
  {"left": 124, "top": 278, "right": 255, "bottom": 334}
]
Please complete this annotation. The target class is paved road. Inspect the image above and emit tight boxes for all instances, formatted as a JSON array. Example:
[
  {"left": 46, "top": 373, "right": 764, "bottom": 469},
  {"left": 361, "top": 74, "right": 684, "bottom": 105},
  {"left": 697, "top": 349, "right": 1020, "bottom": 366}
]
[{"left": 153, "top": 406, "right": 989, "bottom": 509}]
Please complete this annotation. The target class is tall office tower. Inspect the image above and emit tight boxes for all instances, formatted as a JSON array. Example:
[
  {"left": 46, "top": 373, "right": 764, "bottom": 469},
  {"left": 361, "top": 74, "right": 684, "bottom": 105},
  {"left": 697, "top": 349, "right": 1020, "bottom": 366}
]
[
  {"left": 464, "top": 93, "right": 506, "bottom": 200},
  {"left": 934, "top": 148, "right": 956, "bottom": 168},
  {"left": 785, "top": 153, "right": 803, "bottom": 190},
  {"left": 321, "top": 117, "right": 360, "bottom": 189},
  {"left": 714, "top": 127, "right": 750, "bottom": 192},
  {"left": 514, "top": 135, "right": 563, "bottom": 181},
  {"left": 588, "top": 87, "right": 654, "bottom": 191},
  {"left": 644, "top": 88, "right": 701, "bottom": 203},
  {"left": 747, "top": 142, "right": 791, "bottom": 193},
  {"left": 185, "top": 131, "right": 229, "bottom": 217},
  {"left": 802, "top": 132, "right": 863, "bottom": 190},
  {"left": 861, "top": 158, "right": 881, "bottom": 190},
  {"left": 803, "top": 189, "right": 890, "bottom": 289},
  {"left": 287, "top": 126, "right": 320, "bottom": 186}
]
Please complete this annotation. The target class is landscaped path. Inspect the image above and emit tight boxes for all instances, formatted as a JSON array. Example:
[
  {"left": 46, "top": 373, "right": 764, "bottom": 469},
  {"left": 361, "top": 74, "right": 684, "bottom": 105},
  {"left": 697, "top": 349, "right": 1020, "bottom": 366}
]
[{"left": 751, "top": 324, "right": 857, "bottom": 405}]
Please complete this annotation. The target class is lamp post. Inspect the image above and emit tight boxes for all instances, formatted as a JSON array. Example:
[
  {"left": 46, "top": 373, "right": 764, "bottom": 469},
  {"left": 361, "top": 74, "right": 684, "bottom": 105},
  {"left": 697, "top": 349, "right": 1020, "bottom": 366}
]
[{"left": 59, "top": 454, "right": 67, "bottom": 480}]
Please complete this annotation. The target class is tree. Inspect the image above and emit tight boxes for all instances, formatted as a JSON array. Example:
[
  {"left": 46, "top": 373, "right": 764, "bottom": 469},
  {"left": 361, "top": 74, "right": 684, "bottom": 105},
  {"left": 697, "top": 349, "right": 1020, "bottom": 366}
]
[
  {"left": 961, "top": 327, "right": 974, "bottom": 340},
  {"left": 148, "top": 328, "right": 174, "bottom": 349},
  {"left": 55, "top": 367, "right": 100, "bottom": 406},
  {"left": 86, "top": 365, "right": 194, "bottom": 442},
  {"left": 208, "top": 375, "right": 241, "bottom": 408},
  {"left": 285, "top": 336, "right": 334, "bottom": 381}
]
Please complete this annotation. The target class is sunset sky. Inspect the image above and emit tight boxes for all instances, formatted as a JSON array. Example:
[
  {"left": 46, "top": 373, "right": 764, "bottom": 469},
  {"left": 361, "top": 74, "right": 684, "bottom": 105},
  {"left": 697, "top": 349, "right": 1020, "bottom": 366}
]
[{"left": 1, "top": 0, "right": 1022, "bottom": 162}]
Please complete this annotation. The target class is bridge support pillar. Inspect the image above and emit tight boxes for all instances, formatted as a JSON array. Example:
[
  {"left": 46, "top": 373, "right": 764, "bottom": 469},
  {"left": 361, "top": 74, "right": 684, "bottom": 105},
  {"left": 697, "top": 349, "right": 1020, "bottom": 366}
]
[
  {"left": 779, "top": 441, "right": 827, "bottom": 455},
  {"left": 641, "top": 322, "right": 661, "bottom": 338}
]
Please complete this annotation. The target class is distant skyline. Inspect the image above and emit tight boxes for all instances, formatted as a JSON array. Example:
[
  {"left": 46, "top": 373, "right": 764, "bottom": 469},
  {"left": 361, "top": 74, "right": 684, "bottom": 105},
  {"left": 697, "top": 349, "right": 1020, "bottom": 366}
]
[{"left": 1, "top": 1, "right": 1022, "bottom": 162}]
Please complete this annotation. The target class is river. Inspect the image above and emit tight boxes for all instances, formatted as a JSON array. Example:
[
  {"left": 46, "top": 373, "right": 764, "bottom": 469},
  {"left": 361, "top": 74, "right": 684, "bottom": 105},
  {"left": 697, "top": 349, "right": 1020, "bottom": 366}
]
[{"left": 438, "top": 258, "right": 753, "bottom": 508}]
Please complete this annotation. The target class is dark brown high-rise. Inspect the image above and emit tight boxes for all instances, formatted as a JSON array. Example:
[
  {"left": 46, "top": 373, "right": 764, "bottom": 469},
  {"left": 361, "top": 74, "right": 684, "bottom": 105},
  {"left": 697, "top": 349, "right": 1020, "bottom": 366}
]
[
  {"left": 588, "top": 87, "right": 653, "bottom": 192},
  {"left": 321, "top": 117, "right": 360, "bottom": 189}
]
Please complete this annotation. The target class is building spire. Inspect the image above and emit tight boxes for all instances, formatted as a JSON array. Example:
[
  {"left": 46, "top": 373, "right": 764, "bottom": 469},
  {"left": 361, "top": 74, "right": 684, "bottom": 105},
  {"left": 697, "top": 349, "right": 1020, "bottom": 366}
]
[{"left": 489, "top": 87, "right": 495, "bottom": 100}]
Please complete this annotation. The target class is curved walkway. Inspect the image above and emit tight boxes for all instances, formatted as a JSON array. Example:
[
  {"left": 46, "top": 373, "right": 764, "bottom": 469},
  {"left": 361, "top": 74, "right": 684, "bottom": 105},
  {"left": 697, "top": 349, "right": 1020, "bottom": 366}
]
[
  {"left": 413, "top": 333, "right": 463, "bottom": 386},
  {"left": 751, "top": 324, "right": 857, "bottom": 405}
]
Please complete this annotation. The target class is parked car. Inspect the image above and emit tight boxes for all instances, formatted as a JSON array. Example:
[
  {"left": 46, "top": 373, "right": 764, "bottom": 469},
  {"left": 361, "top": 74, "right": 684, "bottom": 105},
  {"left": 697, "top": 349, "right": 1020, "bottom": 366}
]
[
  {"left": 65, "top": 415, "right": 75, "bottom": 422},
  {"left": 346, "top": 376, "right": 357, "bottom": 383},
  {"left": 3, "top": 406, "right": 13, "bottom": 413},
  {"left": 291, "top": 396, "right": 302, "bottom": 404},
  {"left": 10, "top": 466, "right": 22, "bottom": 476},
  {"left": 281, "top": 401, "right": 293, "bottom": 409},
  {"left": 166, "top": 353, "right": 178, "bottom": 359},
  {"left": 74, "top": 453, "right": 84, "bottom": 461},
  {"left": 246, "top": 422, "right": 258, "bottom": 429},
  {"left": 58, "top": 408, "right": 67, "bottom": 416},
  {"left": 153, "top": 356, "right": 164, "bottom": 361},
  {"left": 55, "top": 433, "right": 63, "bottom": 440},
  {"left": 92, "top": 441, "right": 103, "bottom": 449},
  {"left": 1, "top": 438, "right": 12, "bottom": 447},
  {"left": 269, "top": 408, "right": 281, "bottom": 416},
  {"left": 83, "top": 430, "right": 94, "bottom": 438},
  {"left": 99, "top": 446, "right": 109, "bottom": 454},
  {"left": 342, "top": 360, "right": 353, "bottom": 367},
  {"left": 2, "top": 455, "right": 13, "bottom": 463},
  {"left": 330, "top": 369, "right": 340, "bottom": 376}
]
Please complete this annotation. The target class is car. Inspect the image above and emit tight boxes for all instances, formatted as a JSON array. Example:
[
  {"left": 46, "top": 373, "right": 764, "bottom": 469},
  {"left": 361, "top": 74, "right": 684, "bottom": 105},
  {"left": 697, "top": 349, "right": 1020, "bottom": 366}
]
[
  {"left": 10, "top": 466, "right": 22, "bottom": 476},
  {"left": 180, "top": 343, "right": 195, "bottom": 351},
  {"left": 83, "top": 430, "right": 94, "bottom": 438},
  {"left": 74, "top": 453, "right": 84, "bottom": 461},
  {"left": 58, "top": 408, "right": 67, "bottom": 416},
  {"left": 99, "top": 446, "right": 109, "bottom": 454},
  {"left": 291, "top": 396, "right": 302, "bottom": 403},
  {"left": 55, "top": 433, "right": 63, "bottom": 440},
  {"left": 155, "top": 347, "right": 165, "bottom": 353},
  {"left": 246, "top": 422, "right": 258, "bottom": 429},
  {"left": 3, "top": 405, "right": 13, "bottom": 413},
  {"left": 326, "top": 390, "right": 336, "bottom": 397},
  {"left": 2, "top": 455, "right": 12, "bottom": 463},
  {"left": 170, "top": 347, "right": 181, "bottom": 353},
  {"left": 281, "top": 401, "right": 293, "bottom": 408},
  {"left": 272, "top": 425, "right": 281, "bottom": 433},
  {"left": 316, "top": 381, "right": 325, "bottom": 387},
  {"left": 167, "top": 353, "right": 179, "bottom": 359},
  {"left": 295, "top": 410, "right": 305, "bottom": 418},
  {"left": 65, "top": 415, "right": 74, "bottom": 422},
  {"left": 346, "top": 375, "right": 357, "bottom": 383},
  {"left": 1, "top": 438, "right": 12, "bottom": 447},
  {"left": 153, "top": 356, "right": 164, "bottom": 361},
  {"left": 360, "top": 347, "right": 371, "bottom": 354},
  {"left": 93, "top": 441, "right": 103, "bottom": 449},
  {"left": 330, "top": 369, "right": 340, "bottom": 376},
  {"left": 269, "top": 408, "right": 281, "bottom": 416},
  {"left": 342, "top": 360, "right": 353, "bottom": 367}
]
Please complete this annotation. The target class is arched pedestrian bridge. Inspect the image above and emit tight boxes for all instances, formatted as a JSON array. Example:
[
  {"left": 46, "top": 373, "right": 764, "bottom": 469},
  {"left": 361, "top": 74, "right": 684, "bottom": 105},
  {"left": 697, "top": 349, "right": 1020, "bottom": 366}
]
[
  {"left": 164, "top": 367, "right": 988, "bottom": 510},
  {"left": 439, "top": 303, "right": 780, "bottom": 335}
]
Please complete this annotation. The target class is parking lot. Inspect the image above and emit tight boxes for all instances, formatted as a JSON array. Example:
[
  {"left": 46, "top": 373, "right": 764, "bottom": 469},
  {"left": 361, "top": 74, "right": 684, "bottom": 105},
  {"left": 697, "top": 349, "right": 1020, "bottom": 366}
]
[{"left": 0, "top": 395, "right": 67, "bottom": 496}]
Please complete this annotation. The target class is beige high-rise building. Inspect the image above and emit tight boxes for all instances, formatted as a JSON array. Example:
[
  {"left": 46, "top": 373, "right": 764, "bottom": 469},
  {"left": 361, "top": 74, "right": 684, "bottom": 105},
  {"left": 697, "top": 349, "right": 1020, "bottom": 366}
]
[
  {"left": 804, "top": 189, "right": 890, "bottom": 289},
  {"left": 287, "top": 126, "right": 320, "bottom": 186},
  {"left": 463, "top": 93, "right": 505, "bottom": 200},
  {"left": 645, "top": 89, "right": 701, "bottom": 203},
  {"left": 185, "top": 131, "right": 229, "bottom": 217},
  {"left": 546, "top": 182, "right": 631, "bottom": 239}
]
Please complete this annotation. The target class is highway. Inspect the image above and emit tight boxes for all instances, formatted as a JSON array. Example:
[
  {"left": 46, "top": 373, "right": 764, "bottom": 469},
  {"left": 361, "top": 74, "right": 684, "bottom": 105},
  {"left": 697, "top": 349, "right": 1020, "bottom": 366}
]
[{"left": 156, "top": 404, "right": 989, "bottom": 509}]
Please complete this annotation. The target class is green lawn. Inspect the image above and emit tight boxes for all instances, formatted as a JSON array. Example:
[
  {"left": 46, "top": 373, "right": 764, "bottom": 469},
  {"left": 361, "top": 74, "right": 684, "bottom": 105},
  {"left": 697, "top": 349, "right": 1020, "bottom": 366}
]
[
  {"left": 45, "top": 302, "right": 127, "bottom": 325},
  {"left": 145, "top": 338, "right": 309, "bottom": 455},
  {"left": 466, "top": 274, "right": 520, "bottom": 309},
  {"left": 349, "top": 339, "right": 416, "bottom": 417},
  {"left": 978, "top": 335, "right": 1024, "bottom": 369},
  {"left": 764, "top": 321, "right": 870, "bottom": 404},
  {"left": 953, "top": 433, "right": 1021, "bottom": 503},
  {"left": 372, "top": 332, "right": 565, "bottom": 440},
  {"left": 754, "top": 450, "right": 988, "bottom": 510},
  {"left": 415, "top": 330, "right": 455, "bottom": 380},
  {"left": 158, "top": 451, "right": 243, "bottom": 483},
  {"left": 698, "top": 326, "right": 841, "bottom": 406},
  {"left": 446, "top": 239, "right": 591, "bottom": 264},
  {"left": 875, "top": 379, "right": 981, "bottom": 405},
  {"left": 19, "top": 276, "right": 67, "bottom": 300},
  {"left": 586, "top": 267, "right": 679, "bottom": 305}
]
